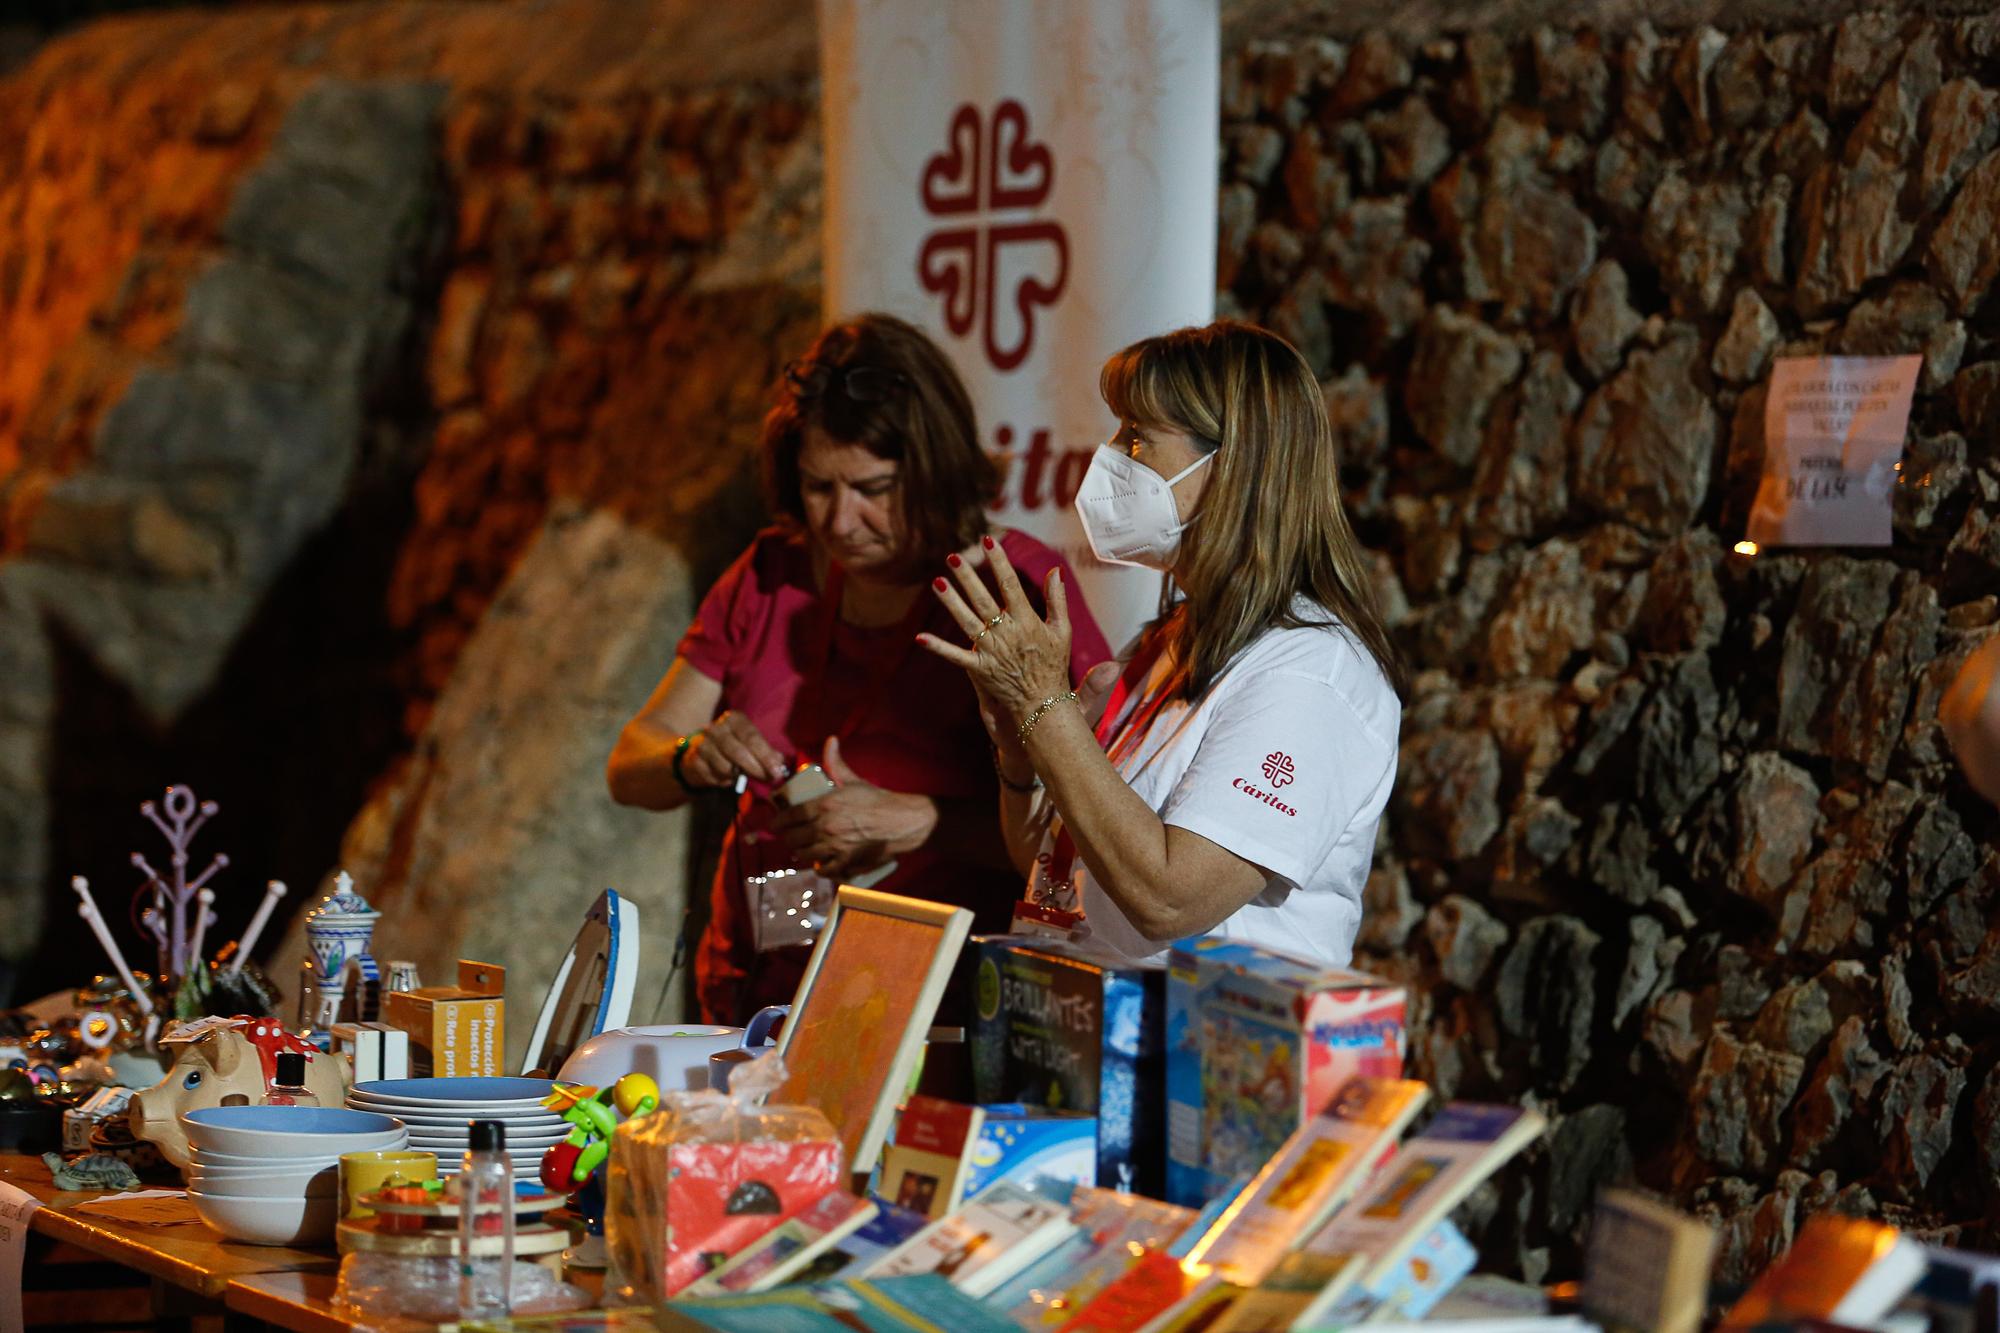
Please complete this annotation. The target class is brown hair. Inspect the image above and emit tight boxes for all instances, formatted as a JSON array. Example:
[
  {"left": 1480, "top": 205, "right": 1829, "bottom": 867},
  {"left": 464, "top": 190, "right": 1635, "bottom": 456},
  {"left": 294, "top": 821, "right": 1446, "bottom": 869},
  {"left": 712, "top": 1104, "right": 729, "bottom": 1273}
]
[
  {"left": 761, "top": 313, "right": 997, "bottom": 573},
  {"left": 1099, "top": 320, "right": 1407, "bottom": 700}
]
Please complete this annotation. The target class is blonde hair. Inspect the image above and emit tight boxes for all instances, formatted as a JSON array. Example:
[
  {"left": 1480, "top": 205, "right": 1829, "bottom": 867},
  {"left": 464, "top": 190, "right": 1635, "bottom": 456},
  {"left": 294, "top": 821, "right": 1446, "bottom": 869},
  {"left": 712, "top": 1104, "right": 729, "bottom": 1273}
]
[{"left": 1099, "top": 320, "right": 1406, "bottom": 701}]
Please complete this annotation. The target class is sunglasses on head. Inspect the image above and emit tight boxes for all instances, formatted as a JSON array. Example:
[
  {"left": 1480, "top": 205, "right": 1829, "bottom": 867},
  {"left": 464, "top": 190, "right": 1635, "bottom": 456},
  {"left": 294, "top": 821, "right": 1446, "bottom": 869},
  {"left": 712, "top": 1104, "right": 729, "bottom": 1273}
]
[{"left": 783, "top": 359, "right": 911, "bottom": 403}]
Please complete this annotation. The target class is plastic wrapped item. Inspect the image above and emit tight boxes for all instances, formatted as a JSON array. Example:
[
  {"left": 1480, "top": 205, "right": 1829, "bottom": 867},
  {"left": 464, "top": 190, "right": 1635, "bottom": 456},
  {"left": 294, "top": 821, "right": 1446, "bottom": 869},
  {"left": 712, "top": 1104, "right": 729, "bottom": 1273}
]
[
  {"left": 605, "top": 1049, "right": 844, "bottom": 1303},
  {"left": 333, "top": 1252, "right": 589, "bottom": 1324}
]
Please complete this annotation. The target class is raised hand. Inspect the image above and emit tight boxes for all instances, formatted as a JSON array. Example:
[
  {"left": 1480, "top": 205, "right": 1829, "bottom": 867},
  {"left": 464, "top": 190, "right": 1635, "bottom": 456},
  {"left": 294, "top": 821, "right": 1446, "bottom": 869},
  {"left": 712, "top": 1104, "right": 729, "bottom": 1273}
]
[{"left": 916, "top": 536, "right": 1075, "bottom": 728}]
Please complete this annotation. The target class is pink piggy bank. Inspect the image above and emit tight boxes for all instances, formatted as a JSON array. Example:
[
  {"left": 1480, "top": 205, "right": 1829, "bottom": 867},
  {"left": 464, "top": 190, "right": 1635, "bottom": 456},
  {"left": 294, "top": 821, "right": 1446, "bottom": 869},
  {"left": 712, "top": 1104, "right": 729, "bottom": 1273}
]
[{"left": 128, "top": 1017, "right": 350, "bottom": 1169}]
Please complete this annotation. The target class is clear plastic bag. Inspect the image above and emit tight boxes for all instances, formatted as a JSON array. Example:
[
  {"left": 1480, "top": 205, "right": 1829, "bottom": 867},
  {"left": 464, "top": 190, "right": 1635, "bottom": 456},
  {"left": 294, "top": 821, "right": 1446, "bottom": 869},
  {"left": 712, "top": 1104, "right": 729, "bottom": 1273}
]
[
  {"left": 333, "top": 1252, "right": 589, "bottom": 1325},
  {"left": 604, "top": 1049, "right": 845, "bottom": 1303}
]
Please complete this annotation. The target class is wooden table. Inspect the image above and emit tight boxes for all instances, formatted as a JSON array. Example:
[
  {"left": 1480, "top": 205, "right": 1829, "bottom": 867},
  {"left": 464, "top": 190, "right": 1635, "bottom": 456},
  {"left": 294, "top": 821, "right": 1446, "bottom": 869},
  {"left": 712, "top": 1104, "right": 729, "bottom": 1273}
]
[
  {"left": 2, "top": 1152, "right": 351, "bottom": 1330},
  {"left": 6, "top": 1154, "right": 603, "bottom": 1331}
]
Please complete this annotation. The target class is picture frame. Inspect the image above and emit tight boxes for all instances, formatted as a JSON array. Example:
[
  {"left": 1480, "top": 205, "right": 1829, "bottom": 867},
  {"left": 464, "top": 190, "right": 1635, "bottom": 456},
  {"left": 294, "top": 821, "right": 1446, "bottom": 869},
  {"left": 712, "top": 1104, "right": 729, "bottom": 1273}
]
[{"left": 773, "top": 887, "right": 972, "bottom": 1179}]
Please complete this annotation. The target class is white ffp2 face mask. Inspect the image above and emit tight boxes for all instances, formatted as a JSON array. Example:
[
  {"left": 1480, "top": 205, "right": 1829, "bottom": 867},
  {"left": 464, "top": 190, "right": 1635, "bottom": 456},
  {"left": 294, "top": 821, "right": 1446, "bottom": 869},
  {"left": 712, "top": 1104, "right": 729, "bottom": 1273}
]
[{"left": 1071, "top": 443, "right": 1212, "bottom": 571}]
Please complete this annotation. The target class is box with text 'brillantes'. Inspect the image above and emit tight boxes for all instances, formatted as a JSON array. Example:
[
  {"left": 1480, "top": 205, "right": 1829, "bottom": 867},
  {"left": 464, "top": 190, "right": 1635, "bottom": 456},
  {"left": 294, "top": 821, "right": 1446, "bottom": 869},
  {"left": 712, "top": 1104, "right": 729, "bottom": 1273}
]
[
  {"left": 1164, "top": 937, "right": 1406, "bottom": 1206},
  {"left": 969, "top": 935, "right": 1165, "bottom": 1197}
]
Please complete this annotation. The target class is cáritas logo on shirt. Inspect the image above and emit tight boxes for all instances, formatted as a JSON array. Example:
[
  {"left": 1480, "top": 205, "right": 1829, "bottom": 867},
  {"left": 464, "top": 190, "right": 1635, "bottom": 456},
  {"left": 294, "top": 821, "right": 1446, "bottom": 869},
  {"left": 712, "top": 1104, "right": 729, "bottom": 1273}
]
[{"left": 1233, "top": 752, "right": 1299, "bottom": 816}]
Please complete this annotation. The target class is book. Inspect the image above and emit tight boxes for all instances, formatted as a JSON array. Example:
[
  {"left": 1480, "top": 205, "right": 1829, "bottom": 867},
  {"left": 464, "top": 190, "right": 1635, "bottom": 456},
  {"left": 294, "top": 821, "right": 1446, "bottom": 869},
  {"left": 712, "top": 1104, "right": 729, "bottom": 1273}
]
[
  {"left": 661, "top": 1274, "right": 1026, "bottom": 1331},
  {"left": 683, "top": 1190, "right": 879, "bottom": 1297},
  {"left": 995, "top": 1186, "right": 1198, "bottom": 1328},
  {"left": 1362, "top": 1218, "right": 1478, "bottom": 1320},
  {"left": 971, "top": 935, "right": 1168, "bottom": 1194},
  {"left": 1719, "top": 1214, "right": 1928, "bottom": 1330},
  {"left": 963, "top": 1105, "right": 1098, "bottom": 1197},
  {"left": 864, "top": 1179, "right": 1077, "bottom": 1298},
  {"left": 1058, "top": 1249, "right": 1193, "bottom": 1331},
  {"left": 1151, "top": 1223, "right": 1472, "bottom": 1333},
  {"left": 1138, "top": 1257, "right": 1367, "bottom": 1333},
  {"left": 800, "top": 1197, "right": 934, "bottom": 1282},
  {"left": 879, "top": 1097, "right": 985, "bottom": 1219},
  {"left": 1180, "top": 1077, "right": 1430, "bottom": 1285},
  {"left": 1583, "top": 1189, "right": 1716, "bottom": 1333},
  {"left": 1260, "top": 1101, "right": 1545, "bottom": 1325}
]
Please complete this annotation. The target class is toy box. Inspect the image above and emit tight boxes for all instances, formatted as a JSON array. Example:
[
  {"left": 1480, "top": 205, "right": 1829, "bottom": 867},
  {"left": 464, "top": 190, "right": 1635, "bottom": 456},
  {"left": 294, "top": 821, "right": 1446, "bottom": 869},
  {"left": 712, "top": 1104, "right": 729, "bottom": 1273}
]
[
  {"left": 380, "top": 959, "right": 504, "bottom": 1077},
  {"left": 970, "top": 935, "right": 1165, "bottom": 1194},
  {"left": 1164, "top": 938, "right": 1405, "bottom": 1206},
  {"left": 959, "top": 1105, "right": 1096, "bottom": 1198}
]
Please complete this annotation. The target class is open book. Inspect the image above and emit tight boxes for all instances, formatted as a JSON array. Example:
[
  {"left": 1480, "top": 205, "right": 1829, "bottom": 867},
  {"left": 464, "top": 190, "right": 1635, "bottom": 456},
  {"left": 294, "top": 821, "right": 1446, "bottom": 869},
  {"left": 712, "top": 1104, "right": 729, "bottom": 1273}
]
[
  {"left": 1720, "top": 1214, "right": 1927, "bottom": 1330},
  {"left": 1250, "top": 1102, "right": 1547, "bottom": 1329},
  {"left": 1180, "top": 1077, "right": 1430, "bottom": 1286}
]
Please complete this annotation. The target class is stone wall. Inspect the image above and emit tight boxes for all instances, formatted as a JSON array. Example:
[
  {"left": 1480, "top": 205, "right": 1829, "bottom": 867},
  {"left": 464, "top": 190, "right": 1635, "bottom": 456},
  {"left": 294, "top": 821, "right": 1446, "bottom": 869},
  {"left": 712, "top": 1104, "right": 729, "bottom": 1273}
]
[
  {"left": 1215, "top": 12, "right": 2000, "bottom": 1280},
  {"left": 5, "top": 0, "right": 2000, "bottom": 1281},
  {"left": 0, "top": 2, "right": 819, "bottom": 1034}
]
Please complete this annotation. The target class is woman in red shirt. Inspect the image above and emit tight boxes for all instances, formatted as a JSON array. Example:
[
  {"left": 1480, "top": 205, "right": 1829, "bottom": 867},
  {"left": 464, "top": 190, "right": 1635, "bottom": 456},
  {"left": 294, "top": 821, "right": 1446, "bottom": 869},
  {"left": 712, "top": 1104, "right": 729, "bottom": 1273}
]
[{"left": 608, "top": 313, "right": 1111, "bottom": 1022}]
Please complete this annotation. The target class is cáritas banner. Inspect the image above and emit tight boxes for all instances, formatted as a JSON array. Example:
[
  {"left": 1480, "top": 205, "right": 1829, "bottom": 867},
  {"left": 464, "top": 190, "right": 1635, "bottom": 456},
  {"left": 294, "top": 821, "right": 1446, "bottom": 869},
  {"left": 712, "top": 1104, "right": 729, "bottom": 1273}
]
[{"left": 816, "top": 0, "right": 1220, "bottom": 648}]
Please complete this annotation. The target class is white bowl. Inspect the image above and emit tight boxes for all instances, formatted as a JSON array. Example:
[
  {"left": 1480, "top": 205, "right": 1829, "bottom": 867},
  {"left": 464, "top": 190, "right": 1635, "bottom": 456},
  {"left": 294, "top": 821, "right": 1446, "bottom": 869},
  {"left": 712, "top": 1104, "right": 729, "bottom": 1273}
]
[
  {"left": 189, "top": 1148, "right": 346, "bottom": 1169},
  {"left": 181, "top": 1106, "right": 407, "bottom": 1158},
  {"left": 185, "top": 1156, "right": 340, "bottom": 1176},
  {"left": 189, "top": 1189, "right": 340, "bottom": 1246},
  {"left": 187, "top": 1168, "right": 337, "bottom": 1198}
]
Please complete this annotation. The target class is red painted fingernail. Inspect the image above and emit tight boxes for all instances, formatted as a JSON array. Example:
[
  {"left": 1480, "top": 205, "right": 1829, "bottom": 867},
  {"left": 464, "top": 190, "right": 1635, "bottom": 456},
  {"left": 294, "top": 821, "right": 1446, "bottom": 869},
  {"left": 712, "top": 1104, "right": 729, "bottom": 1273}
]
[
  {"left": 933, "top": 577, "right": 948, "bottom": 591},
  {"left": 948, "top": 553, "right": 963, "bottom": 568},
  {"left": 983, "top": 535, "right": 995, "bottom": 550}
]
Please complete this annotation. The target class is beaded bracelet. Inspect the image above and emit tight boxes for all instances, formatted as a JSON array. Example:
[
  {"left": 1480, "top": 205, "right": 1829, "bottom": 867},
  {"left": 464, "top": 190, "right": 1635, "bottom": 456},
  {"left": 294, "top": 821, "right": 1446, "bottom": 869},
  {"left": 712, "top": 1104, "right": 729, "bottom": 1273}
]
[
  {"left": 671, "top": 733, "right": 697, "bottom": 790},
  {"left": 1017, "top": 690, "right": 1079, "bottom": 746}
]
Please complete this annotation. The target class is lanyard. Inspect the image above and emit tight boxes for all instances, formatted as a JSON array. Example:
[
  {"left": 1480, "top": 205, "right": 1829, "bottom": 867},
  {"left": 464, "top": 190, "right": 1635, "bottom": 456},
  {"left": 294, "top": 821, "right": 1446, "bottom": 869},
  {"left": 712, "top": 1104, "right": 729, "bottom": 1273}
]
[
  {"left": 800, "top": 561, "right": 931, "bottom": 757},
  {"left": 1031, "top": 631, "right": 1175, "bottom": 907}
]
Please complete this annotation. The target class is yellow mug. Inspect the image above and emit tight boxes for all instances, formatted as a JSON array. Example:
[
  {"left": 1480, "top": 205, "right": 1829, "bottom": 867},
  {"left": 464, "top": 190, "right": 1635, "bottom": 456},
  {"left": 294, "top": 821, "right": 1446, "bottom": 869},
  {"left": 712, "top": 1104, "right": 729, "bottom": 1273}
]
[{"left": 338, "top": 1149, "right": 438, "bottom": 1220}]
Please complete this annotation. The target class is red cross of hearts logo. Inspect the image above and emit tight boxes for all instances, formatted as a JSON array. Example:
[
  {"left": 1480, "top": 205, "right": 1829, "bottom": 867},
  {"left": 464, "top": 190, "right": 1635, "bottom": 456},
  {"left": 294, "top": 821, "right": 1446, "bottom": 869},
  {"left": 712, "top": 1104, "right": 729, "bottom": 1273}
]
[
  {"left": 1261, "top": 752, "right": 1297, "bottom": 788},
  {"left": 916, "top": 100, "right": 1070, "bottom": 372}
]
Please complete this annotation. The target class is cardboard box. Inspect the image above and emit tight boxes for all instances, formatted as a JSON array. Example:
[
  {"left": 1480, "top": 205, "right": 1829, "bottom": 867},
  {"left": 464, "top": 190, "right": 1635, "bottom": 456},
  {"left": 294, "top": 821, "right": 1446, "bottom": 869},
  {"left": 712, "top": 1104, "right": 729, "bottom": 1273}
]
[
  {"left": 959, "top": 1105, "right": 1096, "bottom": 1197},
  {"left": 1164, "top": 938, "right": 1405, "bottom": 1206},
  {"left": 970, "top": 935, "right": 1165, "bottom": 1195},
  {"left": 380, "top": 959, "right": 505, "bottom": 1077}
]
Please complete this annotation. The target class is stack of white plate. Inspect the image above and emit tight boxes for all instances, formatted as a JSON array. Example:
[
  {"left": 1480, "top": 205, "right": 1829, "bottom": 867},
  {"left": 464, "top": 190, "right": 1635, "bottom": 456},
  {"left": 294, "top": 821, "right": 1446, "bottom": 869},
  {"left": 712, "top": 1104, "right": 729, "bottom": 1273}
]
[
  {"left": 345, "top": 1077, "right": 567, "bottom": 1175},
  {"left": 181, "top": 1105, "right": 407, "bottom": 1245}
]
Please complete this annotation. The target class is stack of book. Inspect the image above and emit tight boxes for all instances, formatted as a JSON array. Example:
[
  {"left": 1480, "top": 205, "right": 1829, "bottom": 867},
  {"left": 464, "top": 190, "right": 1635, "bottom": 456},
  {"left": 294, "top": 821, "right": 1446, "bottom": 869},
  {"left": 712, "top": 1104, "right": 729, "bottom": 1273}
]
[{"left": 467, "top": 1072, "right": 1959, "bottom": 1333}]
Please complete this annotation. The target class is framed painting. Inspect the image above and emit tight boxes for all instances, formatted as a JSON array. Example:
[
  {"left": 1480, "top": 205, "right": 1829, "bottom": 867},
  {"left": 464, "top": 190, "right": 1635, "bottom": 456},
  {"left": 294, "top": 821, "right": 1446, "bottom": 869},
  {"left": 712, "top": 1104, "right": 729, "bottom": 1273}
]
[{"left": 773, "top": 887, "right": 972, "bottom": 1178}]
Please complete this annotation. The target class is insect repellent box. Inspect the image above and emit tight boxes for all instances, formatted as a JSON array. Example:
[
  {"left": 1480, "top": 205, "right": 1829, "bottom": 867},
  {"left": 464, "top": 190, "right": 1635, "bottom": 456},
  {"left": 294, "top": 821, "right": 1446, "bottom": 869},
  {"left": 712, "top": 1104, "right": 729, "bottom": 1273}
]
[
  {"left": 970, "top": 935, "right": 1166, "bottom": 1195},
  {"left": 1165, "top": 938, "right": 1406, "bottom": 1206},
  {"left": 380, "top": 959, "right": 504, "bottom": 1077}
]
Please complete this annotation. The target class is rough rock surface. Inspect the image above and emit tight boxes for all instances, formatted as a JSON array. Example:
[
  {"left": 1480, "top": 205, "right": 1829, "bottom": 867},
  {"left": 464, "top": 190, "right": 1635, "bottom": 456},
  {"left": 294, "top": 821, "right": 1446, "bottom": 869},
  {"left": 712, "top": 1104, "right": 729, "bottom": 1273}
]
[{"left": 269, "top": 507, "right": 698, "bottom": 1066}]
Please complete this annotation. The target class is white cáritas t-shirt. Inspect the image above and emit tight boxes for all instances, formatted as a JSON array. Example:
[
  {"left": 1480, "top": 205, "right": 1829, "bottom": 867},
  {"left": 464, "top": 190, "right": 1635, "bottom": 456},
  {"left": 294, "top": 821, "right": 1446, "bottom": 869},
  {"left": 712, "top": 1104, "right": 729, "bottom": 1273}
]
[{"left": 1029, "top": 602, "right": 1401, "bottom": 968}]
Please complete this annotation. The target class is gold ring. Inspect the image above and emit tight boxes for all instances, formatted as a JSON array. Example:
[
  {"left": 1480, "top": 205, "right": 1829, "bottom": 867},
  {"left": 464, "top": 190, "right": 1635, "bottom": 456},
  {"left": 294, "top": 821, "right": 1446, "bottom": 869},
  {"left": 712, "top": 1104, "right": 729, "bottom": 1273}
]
[
  {"left": 974, "top": 625, "right": 994, "bottom": 642},
  {"left": 986, "top": 613, "right": 1006, "bottom": 628}
]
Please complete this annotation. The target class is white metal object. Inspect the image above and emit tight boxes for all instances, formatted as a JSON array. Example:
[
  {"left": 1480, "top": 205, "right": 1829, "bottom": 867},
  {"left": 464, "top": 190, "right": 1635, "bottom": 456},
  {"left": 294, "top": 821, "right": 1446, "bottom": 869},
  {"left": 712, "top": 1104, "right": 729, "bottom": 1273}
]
[{"left": 521, "top": 888, "right": 640, "bottom": 1078}]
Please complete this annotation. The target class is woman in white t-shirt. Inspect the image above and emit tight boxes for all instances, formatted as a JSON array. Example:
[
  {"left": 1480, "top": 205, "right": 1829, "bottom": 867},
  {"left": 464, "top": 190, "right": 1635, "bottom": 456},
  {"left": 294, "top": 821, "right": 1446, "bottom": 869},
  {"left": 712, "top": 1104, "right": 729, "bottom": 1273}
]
[{"left": 916, "top": 321, "right": 1406, "bottom": 967}]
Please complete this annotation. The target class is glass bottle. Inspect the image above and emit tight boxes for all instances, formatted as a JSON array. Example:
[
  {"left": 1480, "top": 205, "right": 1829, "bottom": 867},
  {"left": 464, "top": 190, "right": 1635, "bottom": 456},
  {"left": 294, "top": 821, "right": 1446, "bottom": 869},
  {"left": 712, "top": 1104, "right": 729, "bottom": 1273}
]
[
  {"left": 458, "top": 1119, "right": 514, "bottom": 1318},
  {"left": 261, "top": 1051, "right": 318, "bottom": 1107}
]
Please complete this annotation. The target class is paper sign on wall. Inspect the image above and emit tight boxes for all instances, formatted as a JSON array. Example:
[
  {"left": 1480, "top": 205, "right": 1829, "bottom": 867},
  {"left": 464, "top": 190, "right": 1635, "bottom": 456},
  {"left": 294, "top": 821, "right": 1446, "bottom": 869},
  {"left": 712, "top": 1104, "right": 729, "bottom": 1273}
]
[{"left": 1746, "top": 355, "right": 1921, "bottom": 547}]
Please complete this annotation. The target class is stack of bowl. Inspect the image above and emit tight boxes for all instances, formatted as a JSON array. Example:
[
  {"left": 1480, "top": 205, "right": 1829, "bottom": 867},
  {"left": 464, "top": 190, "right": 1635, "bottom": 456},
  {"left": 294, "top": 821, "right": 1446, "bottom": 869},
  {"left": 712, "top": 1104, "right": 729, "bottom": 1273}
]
[
  {"left": 182, "top": 1105, "right": 408, "bottom": 1246},
  {"left": 345, "top": 1077, "right": 567, "bottom": 1175}
]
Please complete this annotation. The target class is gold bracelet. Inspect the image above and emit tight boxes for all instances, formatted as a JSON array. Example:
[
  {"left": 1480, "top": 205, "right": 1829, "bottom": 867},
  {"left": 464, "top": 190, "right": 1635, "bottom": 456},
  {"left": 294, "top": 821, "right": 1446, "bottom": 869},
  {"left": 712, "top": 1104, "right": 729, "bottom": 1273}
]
[{"left": 1017, "top": 691, "right": 1079, "bottom": 746}]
